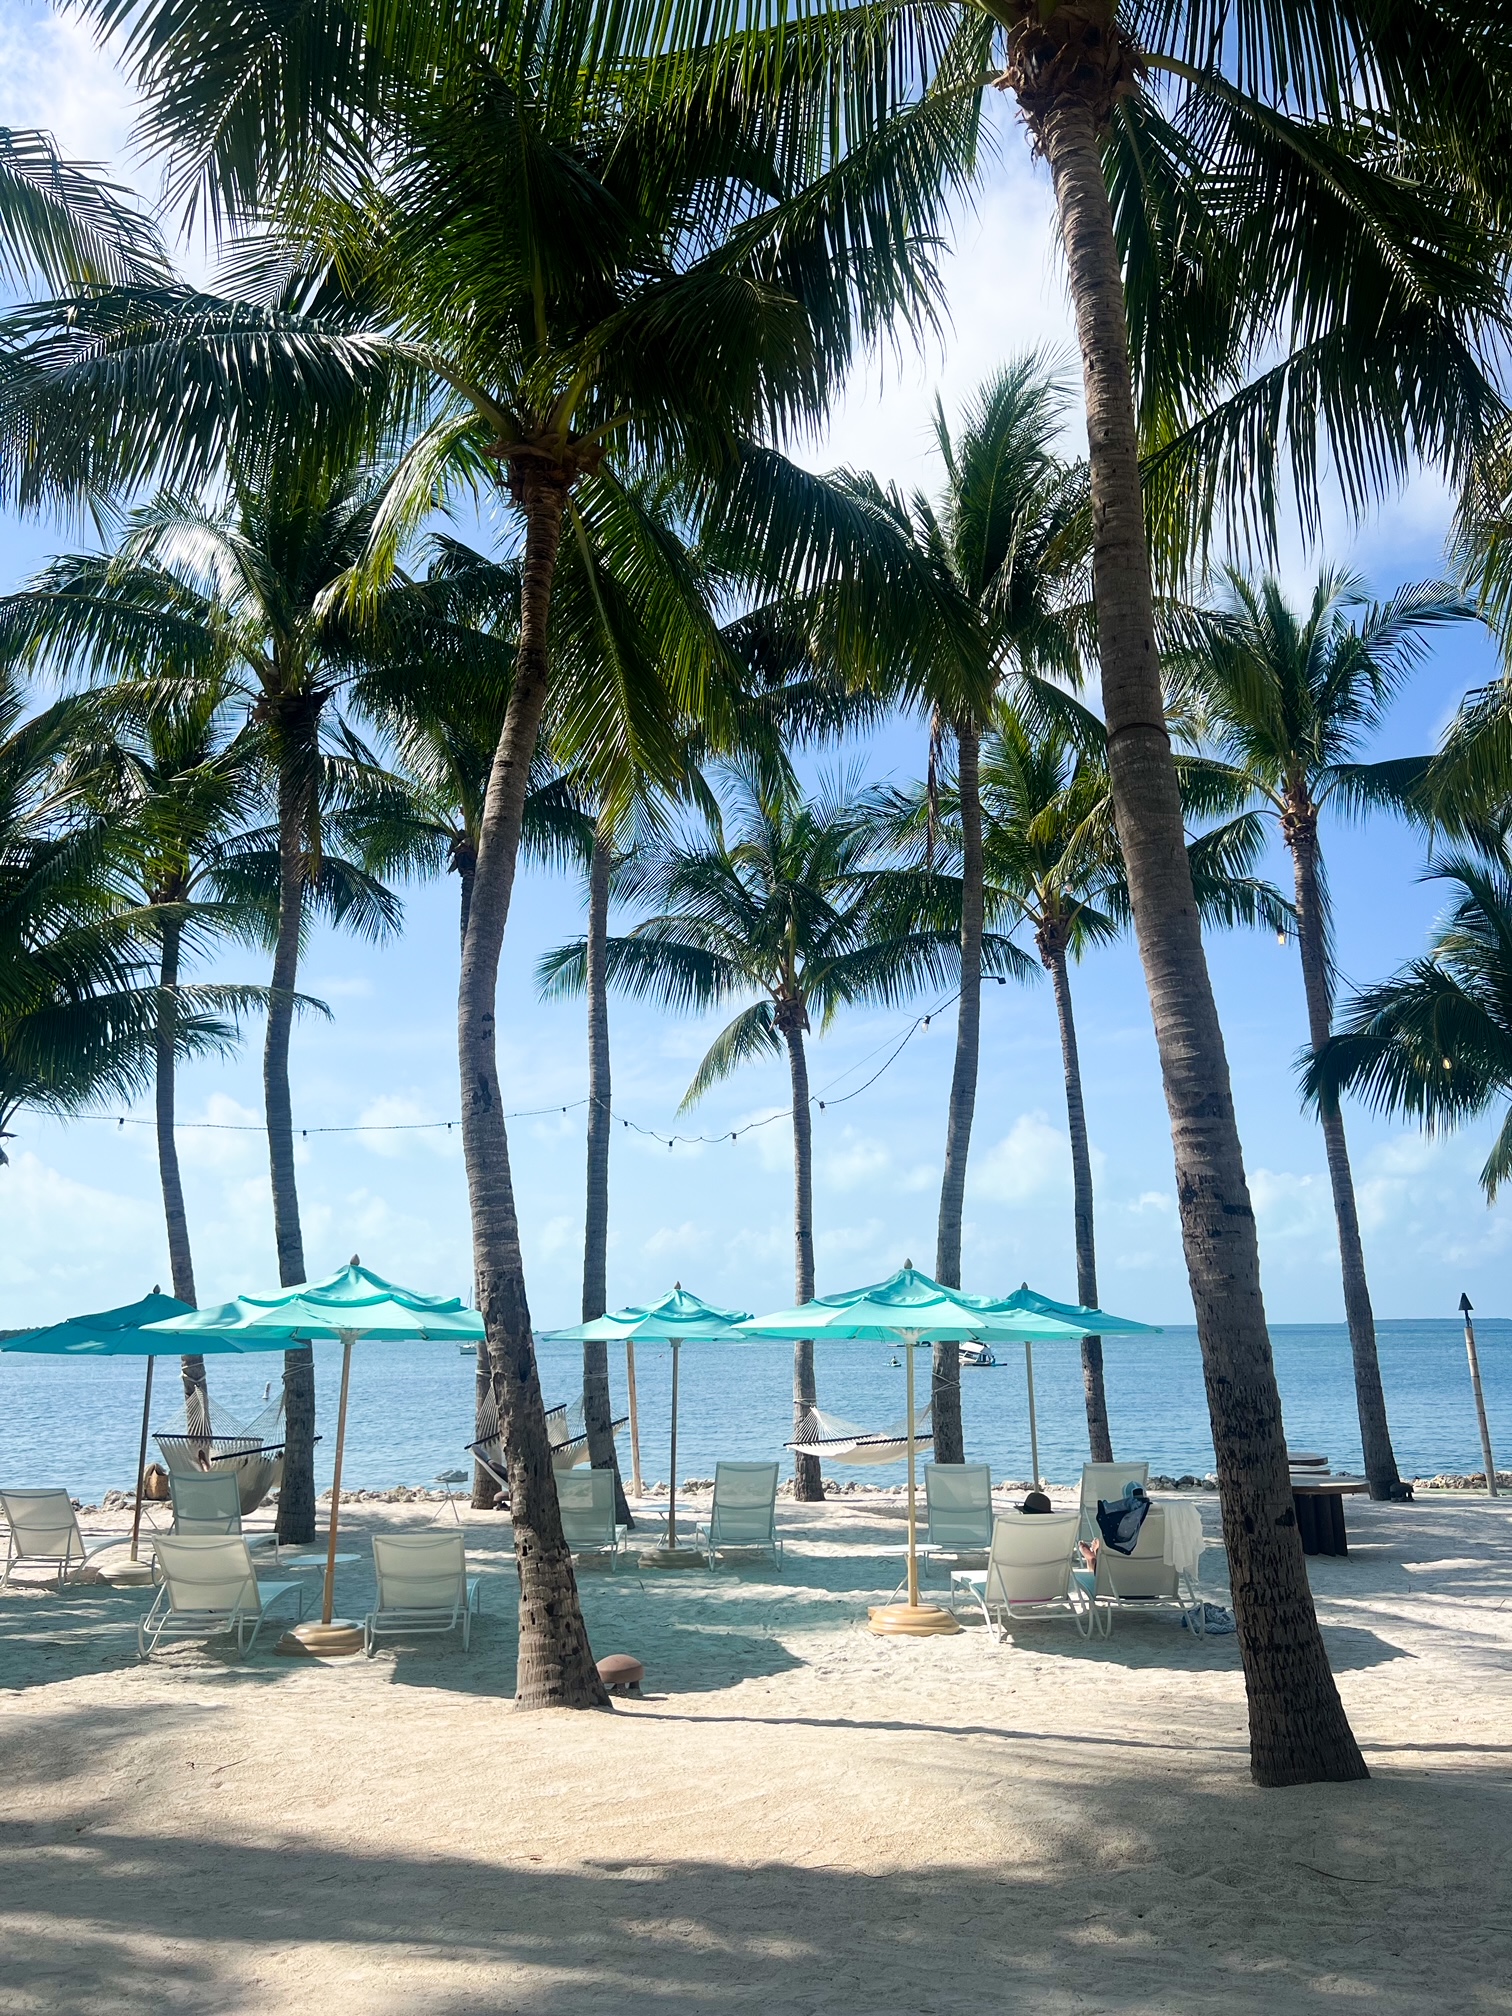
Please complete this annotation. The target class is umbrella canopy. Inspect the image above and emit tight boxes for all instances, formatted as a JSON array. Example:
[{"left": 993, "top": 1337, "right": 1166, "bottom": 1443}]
[
  {"left": 143, "top": 1260, "right": 485, "bottom": 1345},
  {"left": 544, "top": 1285, "right": 751, "bottom": 1559},
  {"left": 735, "top": 1264, "right": 1091, "bottom": 1343},
  {"left": 0, "top": 1291, "right": 229, "bottom": 1356},
  {"left": 544, "top": 1284, "right": 750, "bottom": 1345},
  {"left": 986, "top": 1283, "right": 1161, "bottom": 1336}
]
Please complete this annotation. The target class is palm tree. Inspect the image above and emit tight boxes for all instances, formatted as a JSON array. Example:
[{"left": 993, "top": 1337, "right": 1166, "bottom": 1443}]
[
  {"left": 7, "top": 2, "right": 970, "bottom": 1705},
  {"left": 875, "top": 696, "right": 1288, "bottom": 1460},
  {"left": 1184, "top": 570, "right": 1474, "bottom": 1498},
  {"left": 819, "top": 359, "right": 1083, "bottom": 1460},
  {"left": 1308, "top": 851, "right": 1512, "bottom": 1198},
  {"left": 541, "top": 764, "right": 1022, "bottom": 1498},
  {"left": 0, "top": 671, "right": 235, "bottom": 1175},
  {"left": 0, "top": 473, "right": 412, "bottom": 1543},
  {"left": 0, "top": 125, "right": 164, "bottom": 290},
  {"left": 57, "top": 678, "right": 277, "bottom": 1408}
]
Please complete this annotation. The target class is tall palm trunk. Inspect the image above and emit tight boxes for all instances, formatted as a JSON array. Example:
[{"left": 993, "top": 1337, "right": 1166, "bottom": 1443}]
[
  {"left": 1018, "top": 22, "right": 1365, "bottom": 1784},
  {"left": 455, "top": 839, "right": 499, "bottom": 1512},
  {"left": 1288, "top": 810, "right": 1400, "bottom": 1498},
  {"left": 781, "top": 1006, "right": 823, "bottom": 1502},
  {"left": 932, "top": 719, "right": 982, "bottom": 1462},
  {"left": 1043, "top": 933, "right": 1111, "bottom": 1461},
  {"left": 581, "top": 828, "right": 631, "bottom": 1525},
  {"left": 458, "top": 463, "right": 607, "bottom": 1710},
  {"left": 266, "top": 759, "right": 315, "bottom": 1545},
  {"left": 154, "top": 913, "right": 206, "bottom": 1410}
]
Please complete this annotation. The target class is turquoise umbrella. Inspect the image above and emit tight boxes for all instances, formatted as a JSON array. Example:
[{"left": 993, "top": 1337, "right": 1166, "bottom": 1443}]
[
  {"left": 544, "top": 1285, "right": 750, "bottom": 1561},
  {"left": 0, "top": 1290, "right": 290, "bottom": 1563},
  {"left": 736, "top": 1264, "right": 1090, "bottom": 1633},
  {"left": 973, "top": 1284, "right": 1162, "bottom": 1490},
  {"left": 148, "top": 1258, "right": 483, "bottom": 1651}
]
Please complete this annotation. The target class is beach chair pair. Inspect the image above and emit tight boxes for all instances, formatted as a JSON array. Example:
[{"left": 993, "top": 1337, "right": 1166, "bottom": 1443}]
[
  {"left": 951, "top": 1463, "right": 1205, "bottom": 1639},
  {"left": 138, "top": 1531, "right": 482, "bottom": 1657},
  {"left": 0, "top": 1487, "right": 127, "bottom": 1588}
]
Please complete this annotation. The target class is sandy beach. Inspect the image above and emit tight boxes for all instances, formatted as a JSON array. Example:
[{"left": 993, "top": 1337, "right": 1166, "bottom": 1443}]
[{"left": 2, "top": 1487, "right": 1510, "bottom": 2014}]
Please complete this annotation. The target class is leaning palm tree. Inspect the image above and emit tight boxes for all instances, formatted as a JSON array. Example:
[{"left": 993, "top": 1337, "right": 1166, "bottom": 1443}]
[
  {"left": 0, "top": 472, "right": 414, "bottom": 1543},
  {"left": 1183, "top": 569, "right": 1474, "bottom": 1498},
  {"left": 541, "top": 764, "right": 1022, "bottom": 1499},
  {"left": 1308, "top": 852, "right": 1512, "bottom": 1199}
]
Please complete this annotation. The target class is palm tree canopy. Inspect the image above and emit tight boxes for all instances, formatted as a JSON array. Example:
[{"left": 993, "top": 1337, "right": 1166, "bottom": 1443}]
[
  {"left": 539, "top": 760, "right": 1026, "bottom": 1108},
  {"left": 0, "top": 125, "right": 166, "bottom": 290},
  {"left": 1307, "top": 853, "right": 1512, "bottom": 1198}
]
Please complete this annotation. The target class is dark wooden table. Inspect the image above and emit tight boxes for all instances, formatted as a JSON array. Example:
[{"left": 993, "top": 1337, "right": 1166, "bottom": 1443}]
[{"left": 1290, "top": 1474, "right": 1368, "bottom": 1556}]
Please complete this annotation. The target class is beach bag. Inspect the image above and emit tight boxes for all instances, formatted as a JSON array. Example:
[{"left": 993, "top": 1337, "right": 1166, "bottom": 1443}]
[{"left": 1095, "top": 1481, "right": 1151, "bottom": 1555}]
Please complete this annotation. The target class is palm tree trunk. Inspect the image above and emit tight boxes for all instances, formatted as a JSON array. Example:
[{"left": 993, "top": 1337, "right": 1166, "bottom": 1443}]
[
  {"left": 458, "top": 462, "right": 607, "bottom": 1710},
  {"left": 1046, "top": 939, "right": 1111, "bottom": 1462},
  {"left": 154, "top": 915, "right": 206, "bottom": 1411},
  {"left": 783, "top": 1016, "right": 823, "bottom": 1502},
  {"left": 1289, "top": 820, "right": 1401, "bottom": 1498},
  {"left": 265, "top": 759, "right": 315, "bottom": 1546},
  {"left": 1024, "top": 50, "right": 1365, "bottom": 1785},
  {"left": 582, "top": 828, "right": 631, "bottom": 1525},
  {"left": 457, "top": 858, "right": 497, "bottom": 1513},
  {"left": 932, "top": 719, "right": 983, "bottom": 1463}
]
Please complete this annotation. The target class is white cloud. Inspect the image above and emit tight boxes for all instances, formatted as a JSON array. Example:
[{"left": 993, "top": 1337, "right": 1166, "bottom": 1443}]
[
  {"left": 644, "top": 1220, "right": 709, "bottom": 1261},
  {"left": 972, "top": 1113, "right": 1073, "bottom": 1205},
  {"left": 0, "top": 1150, "right": 159, "bottom": 1297},
  {"left": 354, "top": 1093, "right": 459, "bottom": 1160},
  {"left": 820, "top": 1129, "right": 892, "bottom": 1192}
]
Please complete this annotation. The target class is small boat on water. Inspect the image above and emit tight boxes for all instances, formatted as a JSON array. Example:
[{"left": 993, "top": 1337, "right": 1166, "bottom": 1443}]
[{"left": 908, "top": 1338, "right": 995, "bottom": 1366}]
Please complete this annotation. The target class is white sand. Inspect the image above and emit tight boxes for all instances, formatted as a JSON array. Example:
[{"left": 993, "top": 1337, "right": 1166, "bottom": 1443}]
[{"left": 2, "top": 1488, "right": 1511, "bottom": 2014}]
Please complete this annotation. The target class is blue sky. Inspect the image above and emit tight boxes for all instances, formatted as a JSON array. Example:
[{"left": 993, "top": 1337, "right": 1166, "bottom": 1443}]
[{"left": 4, "top": 3, "right": 1511, "bottom": 1330}]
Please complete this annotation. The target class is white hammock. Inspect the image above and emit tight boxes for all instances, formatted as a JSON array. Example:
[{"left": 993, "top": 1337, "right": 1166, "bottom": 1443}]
[
  {"left": 788, "top": 1404, "right": 933, "bottom": 1466},
  {"left": 154, "top": 1387, "right": 287, "bottom": 1513}
]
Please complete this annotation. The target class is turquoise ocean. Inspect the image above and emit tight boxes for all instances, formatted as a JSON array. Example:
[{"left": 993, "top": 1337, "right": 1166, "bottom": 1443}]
[{"left": 1, "top": 1319, "right": 1507, "bottom": 1501}]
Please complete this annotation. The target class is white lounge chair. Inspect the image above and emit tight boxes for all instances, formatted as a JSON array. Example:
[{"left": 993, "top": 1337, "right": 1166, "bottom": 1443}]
[
  {"left": 138, "top": 1535, "right": 304, "bottom": 1656},
  {"left": 950, "top": 1510, "right": 1092, "bottom": 1637},
  {"left": 1078, "top": 1460, "right": 1150, "bottom": 1547},
  {"left": 1076, "top": 1503, "right": 1204, "bottom": 1636},
  {"left": 890, "top": 1462, "right": 993, "bottom": 1595},
  {"left": 363, "top": 1532, "right": 482, "bottom": 1655},
  {"left": 1, "top": 1487, "right": 124, "bottom": 1588},
  {"left": 697, "top": 1461, "right": 782, "bottom": 1568},
  {"left": 557, "top": 1468, "right": 630, "bottom": 1567}
]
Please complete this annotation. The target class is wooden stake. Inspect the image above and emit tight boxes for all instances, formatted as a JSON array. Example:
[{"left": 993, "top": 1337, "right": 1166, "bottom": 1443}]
[
  {"left": 905, "top": 1326, "right": 919, "bottom": 1606},
  {"left": 666, "top": 1338, "right": 680, "bottom": 1548},
  {"left": 322, "top": 1333, "right": 355, "bottom": 1623},
  {"left": 1025, "top": 1339, "right": 1041, "bottom": 1489},
  {"left": 625, "top": 1340, "right": 643, "bottom": 1496},
  {"left": 1460, "top": 1295, "right": 1499, "bottom": 1498}
]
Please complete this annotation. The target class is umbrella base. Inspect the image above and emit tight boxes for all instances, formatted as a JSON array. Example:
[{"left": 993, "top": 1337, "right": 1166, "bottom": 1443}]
[
  {"left": 867, "top": 1601, "right": 961, "bottom": 1637},
  {"left": 641, "top": 1545, "right": 706, "bottom": 1570},
  {"left": 276, "top": 1618, "right": 364, "bottom": 1657}
]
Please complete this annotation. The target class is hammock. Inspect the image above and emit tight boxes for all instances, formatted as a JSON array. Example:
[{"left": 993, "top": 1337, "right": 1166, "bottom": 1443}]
[
  {"left": 472, "top": 1393, "right": 626, "bottom": 1478},
  {"left": 787, "top": 1404, "right": 933, "bottom": 1466},
  {"left": 154, "top": 1386, "right": 287, "bottom": 1514}
]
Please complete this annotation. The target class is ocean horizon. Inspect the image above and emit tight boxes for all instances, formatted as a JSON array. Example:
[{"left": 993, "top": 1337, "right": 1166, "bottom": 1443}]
[{"left": 1, "top": 1316, "right": 1505, "bottom": 1503}]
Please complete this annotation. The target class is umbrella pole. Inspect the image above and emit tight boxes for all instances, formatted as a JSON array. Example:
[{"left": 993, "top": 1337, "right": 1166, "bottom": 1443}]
[
  {"left": 321, "top": 1333, "right": 355, "bottom": 1624},
  {"left": 129, "top": 1356, "right": 155, "bottom": 1564},
  {"left": 626, "top": 1341, "right": 643, "bottom": 1497},
  {"left": 667, "top": 1338, "right": 680, "bottom": 1548},
  {"left": 1462, "top": 1301, "right": 1500, "bottom": 1497},
  {"left": 866, "top": 1329, "right": 957, "bottom": 1634},
  {"left": 1025, "top": 1340, "right": 1041, "bottom": 1490}
]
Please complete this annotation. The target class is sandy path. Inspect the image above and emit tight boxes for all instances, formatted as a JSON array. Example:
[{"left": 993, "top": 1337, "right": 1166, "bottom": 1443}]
[{"left": 2, "top": 1491, "right": 1510, "bottom": 2014}]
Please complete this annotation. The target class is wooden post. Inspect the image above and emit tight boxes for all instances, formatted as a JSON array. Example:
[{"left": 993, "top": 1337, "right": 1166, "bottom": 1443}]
[
  {"left": 666, "top": 1338, "right": 680, "bottom": 1548},
  {"left": 625, "top": 1340, "right": 643, "bottom": 1496},
  {"left": 1025, "top": 1339, "right": 1042, "bottom": 1489},
  {"left": 905, "top": 1326, "right": 920, "bottom": 1606},
  {"left": 1460, "top": 1295, "right": 1499, "bottom": 1498},
  {"left": 129, "top": 1357, "right": 155, "bottom": 1564},
  {"left": 322, "top": 1333, "right": 355, "bottom": 1623}
]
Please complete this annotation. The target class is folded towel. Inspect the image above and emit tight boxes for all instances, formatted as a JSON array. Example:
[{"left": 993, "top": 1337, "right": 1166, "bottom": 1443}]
[{"left": 1159, "top": 1498, "right": 1204, "bottom": 1581}]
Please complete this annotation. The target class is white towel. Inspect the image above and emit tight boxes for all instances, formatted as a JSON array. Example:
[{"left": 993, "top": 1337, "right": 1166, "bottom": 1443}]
[{"left": 1157, "top": 1498, "right": 1204, "bottom": 1581}]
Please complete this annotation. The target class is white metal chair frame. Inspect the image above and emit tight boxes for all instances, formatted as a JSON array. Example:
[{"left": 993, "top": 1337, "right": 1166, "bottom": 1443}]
[
  {"left": 1, "top": 1487, "right": 124, "bottom": 1589},
  {"left": 138, "top": 1535, "right": 304, "bottom": 1657},
  {"left": 363, "top": 1533, "right": 483, "bottom": 1655},
  {"left": 1077, "top": 1461, "right": 1150, "bottom": 1549},
  {"left": 951, "top": 1511, "right": 1094, "bottom": 1639},
  {"left": 696, "top": 1461, "right": 783, "bottom": 1569}
]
